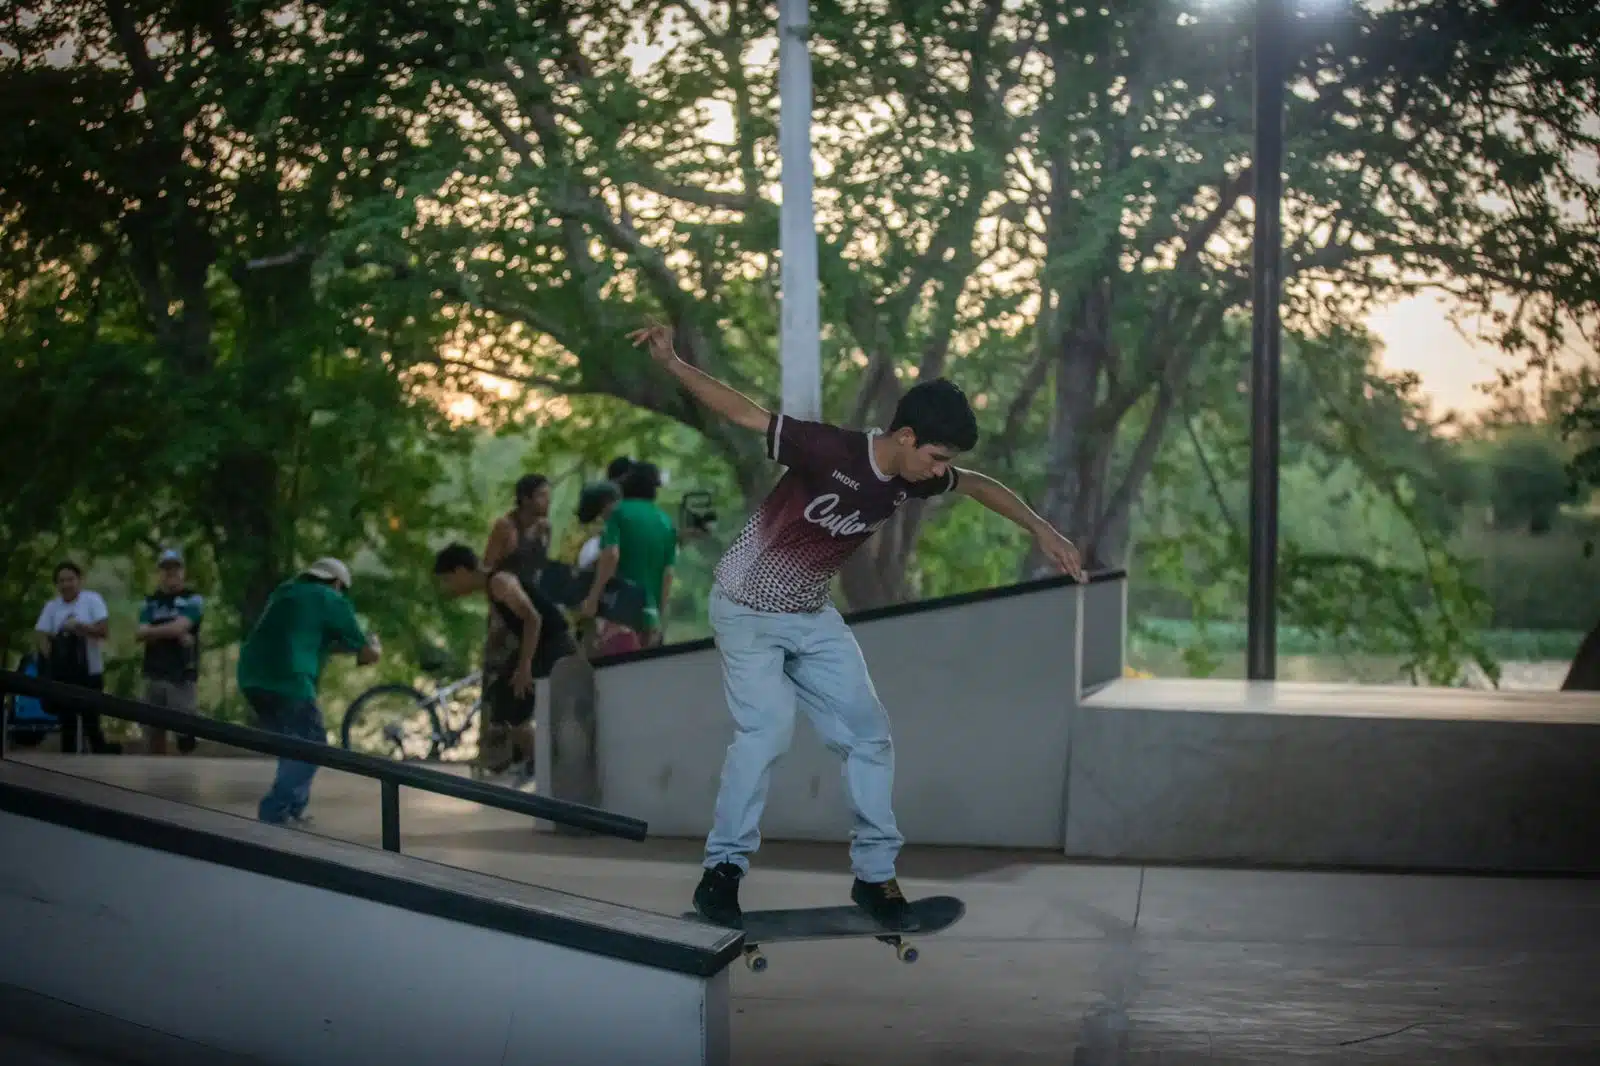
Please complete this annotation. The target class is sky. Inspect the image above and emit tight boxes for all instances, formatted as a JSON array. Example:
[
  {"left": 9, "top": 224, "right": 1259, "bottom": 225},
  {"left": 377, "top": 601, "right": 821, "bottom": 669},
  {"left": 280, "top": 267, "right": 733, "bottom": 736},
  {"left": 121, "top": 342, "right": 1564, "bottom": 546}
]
[{"left": 1364, "top": 295, "right": 1515, "bottom": 416}]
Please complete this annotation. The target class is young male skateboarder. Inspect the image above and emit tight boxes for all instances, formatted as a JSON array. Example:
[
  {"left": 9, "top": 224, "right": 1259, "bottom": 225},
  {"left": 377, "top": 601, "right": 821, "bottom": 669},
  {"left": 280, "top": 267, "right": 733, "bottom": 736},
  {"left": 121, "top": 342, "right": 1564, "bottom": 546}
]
[{"left": 627, "top": 323, "right": 1085, "bottom": 934}]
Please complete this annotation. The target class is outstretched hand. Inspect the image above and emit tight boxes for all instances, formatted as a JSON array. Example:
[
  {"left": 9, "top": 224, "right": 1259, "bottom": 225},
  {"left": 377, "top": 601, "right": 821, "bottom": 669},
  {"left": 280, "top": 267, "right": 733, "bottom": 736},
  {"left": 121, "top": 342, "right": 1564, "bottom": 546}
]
[
  {"left": 1035, "top": 528, "right": 1086, "bottom": 582},
  {"left": 628, "top": 321, "right": 677, "bottom": 365}
]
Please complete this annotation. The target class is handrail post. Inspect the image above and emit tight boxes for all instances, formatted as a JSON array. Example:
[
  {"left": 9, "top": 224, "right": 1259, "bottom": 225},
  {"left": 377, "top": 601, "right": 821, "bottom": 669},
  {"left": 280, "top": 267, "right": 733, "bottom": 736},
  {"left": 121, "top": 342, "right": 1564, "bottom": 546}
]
[{"left": 380, "top": 780, "right": 401, "bottom": 853}]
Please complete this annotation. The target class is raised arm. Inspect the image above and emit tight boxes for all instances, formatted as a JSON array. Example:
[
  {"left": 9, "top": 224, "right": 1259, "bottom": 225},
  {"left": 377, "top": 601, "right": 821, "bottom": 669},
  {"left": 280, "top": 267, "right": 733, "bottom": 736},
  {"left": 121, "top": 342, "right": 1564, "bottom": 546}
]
[{"left": 630, "top": 324, "right": 770, "bottom": 433}]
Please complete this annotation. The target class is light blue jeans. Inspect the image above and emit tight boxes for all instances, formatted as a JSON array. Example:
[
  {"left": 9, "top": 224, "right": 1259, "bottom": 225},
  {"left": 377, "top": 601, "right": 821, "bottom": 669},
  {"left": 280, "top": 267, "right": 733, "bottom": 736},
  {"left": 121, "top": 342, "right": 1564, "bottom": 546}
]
[{"left": 703, "top": 587, "right": 904, "bottom": 883}]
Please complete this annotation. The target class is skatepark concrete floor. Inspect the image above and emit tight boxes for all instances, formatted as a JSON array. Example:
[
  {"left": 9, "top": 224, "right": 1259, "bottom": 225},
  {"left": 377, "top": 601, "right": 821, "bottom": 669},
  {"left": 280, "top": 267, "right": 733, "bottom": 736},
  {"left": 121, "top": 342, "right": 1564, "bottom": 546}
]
[{"left": 15, "top": 754, "right": 1600, "bottom": 1065}]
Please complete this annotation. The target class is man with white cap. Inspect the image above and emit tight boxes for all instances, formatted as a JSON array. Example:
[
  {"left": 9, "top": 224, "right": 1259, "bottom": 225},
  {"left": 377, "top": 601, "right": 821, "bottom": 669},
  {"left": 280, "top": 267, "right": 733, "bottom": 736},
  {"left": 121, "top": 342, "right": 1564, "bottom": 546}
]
[{"left": 236, "top": 557, "right": 381, "bottom": 826}]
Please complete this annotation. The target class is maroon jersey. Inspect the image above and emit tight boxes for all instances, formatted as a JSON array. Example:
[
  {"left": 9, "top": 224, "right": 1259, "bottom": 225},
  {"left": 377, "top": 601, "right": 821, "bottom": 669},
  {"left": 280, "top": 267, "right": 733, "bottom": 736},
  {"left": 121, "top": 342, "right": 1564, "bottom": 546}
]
[{"left": 713, "top": 414, "right": 959, "bottom": 613}]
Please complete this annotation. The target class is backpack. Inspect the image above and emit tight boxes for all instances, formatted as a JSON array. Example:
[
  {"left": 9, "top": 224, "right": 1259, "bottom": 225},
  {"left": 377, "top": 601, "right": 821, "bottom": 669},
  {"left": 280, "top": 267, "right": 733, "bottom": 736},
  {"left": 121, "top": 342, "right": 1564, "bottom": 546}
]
[{"left": 45, "top": 629, "right": 92, "bottom": 684}]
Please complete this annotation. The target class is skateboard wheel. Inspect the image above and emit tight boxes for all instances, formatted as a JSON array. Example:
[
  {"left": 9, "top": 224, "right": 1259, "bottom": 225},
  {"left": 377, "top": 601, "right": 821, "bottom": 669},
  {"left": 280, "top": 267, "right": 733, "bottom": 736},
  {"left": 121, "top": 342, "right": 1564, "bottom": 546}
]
[
  {"left": 896, "top": 942, "right": 918, "bottom": 964},
  {"left": 744, "top": 948, "right": 767, "bottom": 973}
]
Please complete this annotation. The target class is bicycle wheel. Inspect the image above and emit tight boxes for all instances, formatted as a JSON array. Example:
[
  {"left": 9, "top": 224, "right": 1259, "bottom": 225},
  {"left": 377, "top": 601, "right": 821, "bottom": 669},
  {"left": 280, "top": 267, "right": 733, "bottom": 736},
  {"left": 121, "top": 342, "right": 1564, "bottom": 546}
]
[{"left": 340, "top": 683, "right": 443, "bottom": 761}]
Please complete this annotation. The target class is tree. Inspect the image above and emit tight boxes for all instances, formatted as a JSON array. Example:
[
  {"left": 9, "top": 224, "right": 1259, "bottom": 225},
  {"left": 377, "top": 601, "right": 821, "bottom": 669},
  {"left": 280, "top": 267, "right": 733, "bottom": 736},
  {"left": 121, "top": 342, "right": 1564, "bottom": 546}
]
[
  {"left": 1132, "top": 318, "right": 1496, "bottom": 683},
  {"left": 0, "top": 0, "right": 481, "bottom": 651},
  {"left": 312, "top": 0, "right": 1600, "bottom": 612},
  {"left": 1559, "top": 372, "right": 1600, "bottom": 690},
  {"left": 1479, "top": 430, "right": 1577, "bottom": 534}
]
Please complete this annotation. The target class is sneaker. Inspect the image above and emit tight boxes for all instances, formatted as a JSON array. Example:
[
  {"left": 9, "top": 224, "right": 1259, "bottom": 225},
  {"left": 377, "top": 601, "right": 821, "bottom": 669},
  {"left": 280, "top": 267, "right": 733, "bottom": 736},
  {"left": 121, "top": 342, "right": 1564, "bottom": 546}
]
[
  {"left": 693, "top": 863, "right": 745, "bottom": 929},
  {"left": 851, "top": 877, "right": 921, "bottom": 932}
]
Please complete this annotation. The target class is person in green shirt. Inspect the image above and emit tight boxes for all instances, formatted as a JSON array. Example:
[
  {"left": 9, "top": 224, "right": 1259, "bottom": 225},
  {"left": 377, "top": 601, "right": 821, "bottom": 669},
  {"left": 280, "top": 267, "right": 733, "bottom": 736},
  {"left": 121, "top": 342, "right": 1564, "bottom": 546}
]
[
  {"left": 581, "top": 461, "right": 678, "bottom": 647},
  {"left": 236, "top": 558, "right": 381, "bottom": 826}
]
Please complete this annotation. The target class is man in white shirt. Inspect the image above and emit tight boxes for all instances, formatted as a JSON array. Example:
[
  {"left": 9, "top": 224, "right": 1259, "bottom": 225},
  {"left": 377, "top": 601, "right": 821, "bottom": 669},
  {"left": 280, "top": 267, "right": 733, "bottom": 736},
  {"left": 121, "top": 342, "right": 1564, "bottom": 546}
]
[{"left": 35, "top": 561, "right": 119, "bottom": 754}]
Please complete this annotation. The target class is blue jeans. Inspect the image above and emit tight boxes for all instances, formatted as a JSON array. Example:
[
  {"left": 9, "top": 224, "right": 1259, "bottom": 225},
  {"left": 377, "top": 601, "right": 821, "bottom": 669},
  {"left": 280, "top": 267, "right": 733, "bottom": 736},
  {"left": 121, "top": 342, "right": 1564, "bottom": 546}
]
[
  {"left": 244, "top": 688, "right": 326, "bottom": 824},
  {"left": 703, "top": 587, "right": 904, "bottom": 882}
]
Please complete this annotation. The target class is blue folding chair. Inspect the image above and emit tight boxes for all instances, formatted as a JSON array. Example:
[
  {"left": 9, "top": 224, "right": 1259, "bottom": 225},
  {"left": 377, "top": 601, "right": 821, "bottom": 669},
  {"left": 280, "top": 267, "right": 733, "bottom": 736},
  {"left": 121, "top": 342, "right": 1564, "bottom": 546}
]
[{"left": 4, "top": 653, "right": 60, "bottom": 748}]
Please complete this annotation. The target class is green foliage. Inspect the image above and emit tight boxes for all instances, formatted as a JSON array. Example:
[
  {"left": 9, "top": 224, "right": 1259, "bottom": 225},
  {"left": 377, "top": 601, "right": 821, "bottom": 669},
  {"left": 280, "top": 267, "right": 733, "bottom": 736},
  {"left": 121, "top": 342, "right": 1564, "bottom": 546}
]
[
  {"left": 0, "top": 0, "right": 484, "bottom": 678},
  {"left": 1455, "top": 521, "right": 1600, "bottom": 631},
  {"left": 1134, "top": 319, "right": 1496, "bottom": 683},
  {"left": 1472, "top": 429, "right": 1579, "bottom": 534},
  {"left": 1560, "top": 376, "right": 1600, "bottom": 558},
  {"left": 1132, "top": 618, "right": 1584, "bottom": 667}
]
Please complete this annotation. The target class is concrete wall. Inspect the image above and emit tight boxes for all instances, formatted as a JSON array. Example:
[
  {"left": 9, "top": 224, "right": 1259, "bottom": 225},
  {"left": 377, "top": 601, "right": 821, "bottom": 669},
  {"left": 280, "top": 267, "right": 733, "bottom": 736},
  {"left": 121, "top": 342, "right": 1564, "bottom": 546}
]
[
  {"left": 1064, "top": 681, "right": 1600, "bottom": 873},
  {"left": 0, "top": 785, "right": 730, "bottom": 1066},
  {"left": 579, "top": 579, "right": 1087, "bottom": 849},
  {"left": 1077, "top": 575, "right": 1127, "bottom": 693}
]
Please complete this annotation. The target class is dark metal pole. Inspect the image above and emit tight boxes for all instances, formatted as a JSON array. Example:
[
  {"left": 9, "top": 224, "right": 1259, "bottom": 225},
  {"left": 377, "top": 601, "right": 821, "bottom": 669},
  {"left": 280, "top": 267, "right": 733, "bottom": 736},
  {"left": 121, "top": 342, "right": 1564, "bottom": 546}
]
[
  {"left": 381, "top": 780, "right": 401, "bottom": 852},
  {"left": 1247, "top": 0, "right": 1287, "bottom": 681}
]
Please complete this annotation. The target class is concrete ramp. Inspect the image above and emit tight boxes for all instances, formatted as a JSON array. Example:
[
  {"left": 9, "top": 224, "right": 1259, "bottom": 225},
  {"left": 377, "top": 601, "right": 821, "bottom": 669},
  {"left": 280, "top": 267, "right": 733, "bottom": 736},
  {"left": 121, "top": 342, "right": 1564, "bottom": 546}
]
[{"left": 0, "top": 760, "right": 738, "bottom": 1066}]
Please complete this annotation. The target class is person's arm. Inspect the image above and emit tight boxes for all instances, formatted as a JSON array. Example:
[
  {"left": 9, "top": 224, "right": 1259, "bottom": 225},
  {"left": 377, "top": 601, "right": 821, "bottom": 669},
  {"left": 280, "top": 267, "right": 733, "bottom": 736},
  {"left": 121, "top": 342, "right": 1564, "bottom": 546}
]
[
  {"left": 583, "top": 547, "right": 621, "bottom": 619},
  {"left": 34, "top": 605, "right": 54, "bottom": 655},
  {"left": 137, "top": 599, "right": 196, "bottom": 643},
  {"left": 483, "top": 516, "right": 516, "bottom": 571},
  {"left": 136, "top": 618, "right": 193, "bottom": 642},
  {"left": 581, "top": 510, "right": 623, "bottom": 618},
  {"left": 490, "top": 573, "right": 542, "bottom": 688},
  {"left": 954, "top": 468, "right": 1086, "bottom": 580},
  {"left": 77, "top": 594, "right": 110, "bottom": 640},
  {"left": 632, "top": 324, "right": 770, "bottom": 432},
  {"left": 326, "top": 593, "right": 382, "bottom": 665}
]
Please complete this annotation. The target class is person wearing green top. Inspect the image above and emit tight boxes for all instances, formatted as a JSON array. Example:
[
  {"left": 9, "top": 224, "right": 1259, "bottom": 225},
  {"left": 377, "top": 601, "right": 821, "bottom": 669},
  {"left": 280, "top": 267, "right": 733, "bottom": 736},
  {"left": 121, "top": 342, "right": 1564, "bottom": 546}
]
[
  {"left": 237, "top": 557, "right": 382, "bottom": 826},
  {"left": 582, "top": 461, "right": 677, "bottom": 646}
]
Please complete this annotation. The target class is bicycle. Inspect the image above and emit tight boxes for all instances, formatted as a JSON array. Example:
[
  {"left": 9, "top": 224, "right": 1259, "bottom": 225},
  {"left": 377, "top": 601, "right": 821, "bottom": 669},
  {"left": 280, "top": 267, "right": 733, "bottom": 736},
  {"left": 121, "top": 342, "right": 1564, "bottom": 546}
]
[{"left": 339, "top": 670, "right": 484, "bottom": 764}]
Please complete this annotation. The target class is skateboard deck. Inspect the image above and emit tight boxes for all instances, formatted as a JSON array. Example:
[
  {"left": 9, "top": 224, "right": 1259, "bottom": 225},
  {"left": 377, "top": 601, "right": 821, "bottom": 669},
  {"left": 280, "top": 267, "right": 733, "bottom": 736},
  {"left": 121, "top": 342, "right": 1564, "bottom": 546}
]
[
  {"left": 684, "top": 895, "right": 964, "bottom": 972},
  {"left": 546, "top": 640, "right": 598, "bottom": 832}
]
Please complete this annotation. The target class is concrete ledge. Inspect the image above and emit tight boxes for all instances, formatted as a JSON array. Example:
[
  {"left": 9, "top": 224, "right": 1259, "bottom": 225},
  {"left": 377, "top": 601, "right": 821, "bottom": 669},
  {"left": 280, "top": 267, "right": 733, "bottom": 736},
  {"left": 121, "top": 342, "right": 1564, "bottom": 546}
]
[
  {"left": 1065, "top": 680, "right": 1600, "bottom": 873},
  {"left": 579, "top": 577, "right": 1088, "bottom": 849},
  {"left": 0, "top": 761, "right": 734, "bottom": 1066}
]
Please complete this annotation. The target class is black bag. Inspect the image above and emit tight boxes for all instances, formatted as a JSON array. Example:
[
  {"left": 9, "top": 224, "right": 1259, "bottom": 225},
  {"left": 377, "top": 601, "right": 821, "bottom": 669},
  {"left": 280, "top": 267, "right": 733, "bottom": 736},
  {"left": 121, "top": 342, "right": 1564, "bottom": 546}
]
[
  {"left": 538, "top": 562, "right": 649, "bottom": 631},
  {"left": 45, "top": 630, "right": 92, "bottom": 685}
]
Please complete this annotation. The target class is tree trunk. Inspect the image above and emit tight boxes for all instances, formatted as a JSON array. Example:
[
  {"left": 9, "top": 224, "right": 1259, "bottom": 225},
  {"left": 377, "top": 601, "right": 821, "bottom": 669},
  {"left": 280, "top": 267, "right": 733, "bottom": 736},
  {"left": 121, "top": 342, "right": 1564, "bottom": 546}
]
[
  {"left": 1561, "top": 617, "right": 1600, "bottom": 691},
  {"left": 838, "top": 505, "right": 924, "bottom": 609}
]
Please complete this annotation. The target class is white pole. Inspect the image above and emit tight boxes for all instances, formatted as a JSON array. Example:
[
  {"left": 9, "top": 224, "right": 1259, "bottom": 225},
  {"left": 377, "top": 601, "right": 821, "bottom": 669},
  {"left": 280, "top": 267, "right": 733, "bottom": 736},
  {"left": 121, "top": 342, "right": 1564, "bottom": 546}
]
[{"left": 778, "top": 0, "right": 821, "bottom": 420}]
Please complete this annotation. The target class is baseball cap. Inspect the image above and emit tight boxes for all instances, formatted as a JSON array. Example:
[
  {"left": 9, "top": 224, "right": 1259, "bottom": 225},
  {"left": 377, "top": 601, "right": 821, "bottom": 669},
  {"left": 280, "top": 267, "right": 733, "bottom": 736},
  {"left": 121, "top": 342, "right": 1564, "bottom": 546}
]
[
  {"left": 157, "top": 549, "right": 184, "bottom": 567},
  {"left": 303, "top": 557, "right": 353, "bottom": 587}
]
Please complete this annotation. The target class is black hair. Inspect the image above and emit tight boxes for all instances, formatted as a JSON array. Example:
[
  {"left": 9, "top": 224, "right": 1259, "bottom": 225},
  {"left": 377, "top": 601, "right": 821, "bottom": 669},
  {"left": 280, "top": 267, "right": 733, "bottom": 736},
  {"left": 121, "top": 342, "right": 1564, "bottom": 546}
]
[
  {"left": 432, "top": 542, "right": 480, "bottom": 574},
  {"left": 54, "top": 561, "right": 82, "bottom": 581},
  {"left": 888, "top": 378, "right": 979, "bottom": 452},
  {"left": 514, "top": 474, "right": 549, "bottom": 504},
  {"left": 576, "top": 481, "right": 622, "bottom": 524},
  {"left": 606, "top": 456, "right": 634, "bottom": 481},
  {"left": 619, "top": 461, "right": 661, "bottom": 500}
]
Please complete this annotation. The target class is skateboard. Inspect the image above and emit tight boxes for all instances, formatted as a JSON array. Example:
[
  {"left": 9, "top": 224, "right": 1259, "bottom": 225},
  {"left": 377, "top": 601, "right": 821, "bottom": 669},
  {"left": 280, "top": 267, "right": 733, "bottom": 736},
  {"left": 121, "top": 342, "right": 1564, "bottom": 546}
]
[
  {"left": 545, "top": 635, "right": 599, "bottom": 832},
  {"left": 684, "top": 895, "right": 965, "bottom": 973}
]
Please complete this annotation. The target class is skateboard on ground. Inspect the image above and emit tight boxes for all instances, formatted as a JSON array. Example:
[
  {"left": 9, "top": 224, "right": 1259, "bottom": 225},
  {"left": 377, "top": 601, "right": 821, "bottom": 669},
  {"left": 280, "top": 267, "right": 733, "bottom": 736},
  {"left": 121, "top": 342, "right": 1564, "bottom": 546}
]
[{"left": 684, "top": 895, "right": 965, "bottom": 973}]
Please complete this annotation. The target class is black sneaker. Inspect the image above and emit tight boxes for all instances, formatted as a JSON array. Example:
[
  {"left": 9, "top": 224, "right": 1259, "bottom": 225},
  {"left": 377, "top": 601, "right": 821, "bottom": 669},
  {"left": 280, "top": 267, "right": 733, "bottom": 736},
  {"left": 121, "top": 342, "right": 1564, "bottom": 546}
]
[
  {"left": 851, "top": 877, "right": 921, "bottom": 932},
  {"left": 693, "top": 863, "right": 745, "bottom": 929}
]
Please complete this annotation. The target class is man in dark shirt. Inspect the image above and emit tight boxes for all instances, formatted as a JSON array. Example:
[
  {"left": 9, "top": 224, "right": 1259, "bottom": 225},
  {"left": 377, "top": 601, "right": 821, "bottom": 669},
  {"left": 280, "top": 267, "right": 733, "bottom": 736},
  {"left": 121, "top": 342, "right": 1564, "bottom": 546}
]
[
  {"left": 627, "top": 323, "right": 1085, "bottom": 934},
  {"left": 433, "top": 542, "right": 576, "bottom": 781},
  {"left": 134, "top": 550, "right": 205, "bottom": 754}
]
